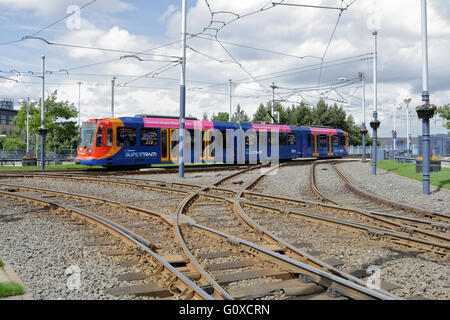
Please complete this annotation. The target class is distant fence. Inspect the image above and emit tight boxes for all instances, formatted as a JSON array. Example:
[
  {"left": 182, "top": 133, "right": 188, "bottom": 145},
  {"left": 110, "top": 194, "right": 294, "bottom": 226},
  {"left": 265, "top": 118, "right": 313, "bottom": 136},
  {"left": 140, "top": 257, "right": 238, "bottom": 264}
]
[{"left": 0, "top": 149, "right": 77, "bottom": 162}]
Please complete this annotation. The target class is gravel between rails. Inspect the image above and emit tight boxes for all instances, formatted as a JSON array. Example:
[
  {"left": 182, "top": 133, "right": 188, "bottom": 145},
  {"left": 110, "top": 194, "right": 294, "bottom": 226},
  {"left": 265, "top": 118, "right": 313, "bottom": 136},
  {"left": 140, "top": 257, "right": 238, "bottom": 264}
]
[
  {"left": 335, "top": 162, "right": 450, "bottom": 215},
  {"left": 0, "top": 198, "right": 160, "bottom": 300},
  {"left": 250, "top": 165, "right": 316, "bottom": 201},
  {"left": 0, "top": 178, "right": 185, "bottom": 215},
  {"left": 243, "top": 204, "right": 450, "bottom": 300},
  {"left": 126, "top": 170, "right": 244, "bottom": 186}
]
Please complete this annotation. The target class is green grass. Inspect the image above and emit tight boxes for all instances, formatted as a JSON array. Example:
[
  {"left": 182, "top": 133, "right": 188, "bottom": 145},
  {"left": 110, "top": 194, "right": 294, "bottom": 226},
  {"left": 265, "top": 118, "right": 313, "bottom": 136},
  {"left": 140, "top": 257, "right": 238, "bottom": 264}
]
[
  {"left": 0, "top": 282, "right": 25, "bottom": 298},
  {"left": 0, "top": 164, "right": 102, "bottom": 171},
  {"left": 377, "top": 160, "right": 450, "bottom": 190},
  {"left": 0, "top": 259, "right": 3, "bottom": 268}
]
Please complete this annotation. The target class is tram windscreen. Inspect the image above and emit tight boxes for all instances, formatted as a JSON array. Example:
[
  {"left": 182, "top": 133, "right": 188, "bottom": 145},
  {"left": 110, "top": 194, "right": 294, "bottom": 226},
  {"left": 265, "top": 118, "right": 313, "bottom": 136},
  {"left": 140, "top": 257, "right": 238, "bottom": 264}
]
[{"left": 79, "top": 122, "right": 97, "bottom": 147}]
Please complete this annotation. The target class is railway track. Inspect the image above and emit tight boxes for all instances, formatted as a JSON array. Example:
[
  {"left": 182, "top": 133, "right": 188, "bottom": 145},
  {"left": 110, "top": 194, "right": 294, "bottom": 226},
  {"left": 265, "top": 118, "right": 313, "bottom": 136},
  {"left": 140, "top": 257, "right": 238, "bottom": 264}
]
[
  {"left": 1, "top": 161, "right": 448, "bottom": 299},
  {"left": 312, "top": 162, "right": 450, "bottom": 228},
  {"left": 0, "top": 174, "right": 395, "bottom": 300}
]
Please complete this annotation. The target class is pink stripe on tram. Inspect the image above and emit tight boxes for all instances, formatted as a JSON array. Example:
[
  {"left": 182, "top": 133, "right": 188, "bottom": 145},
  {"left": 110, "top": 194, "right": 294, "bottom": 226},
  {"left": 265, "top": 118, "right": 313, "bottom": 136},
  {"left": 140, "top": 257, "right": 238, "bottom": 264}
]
[
  {"left": 310, "top": 127, "right": 337, "bottom": 135},
  {"left": 251, "top": 124, "right": 291, "bottom": 133},
  {"left": 143, "top": 118, "right": 214, "bottom": 130}
]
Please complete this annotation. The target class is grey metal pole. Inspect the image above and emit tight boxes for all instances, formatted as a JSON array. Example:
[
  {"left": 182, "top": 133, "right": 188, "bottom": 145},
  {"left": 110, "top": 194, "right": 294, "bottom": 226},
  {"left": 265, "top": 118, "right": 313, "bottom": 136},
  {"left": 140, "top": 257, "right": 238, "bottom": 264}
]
[
  {"left": 360, "top": 72, "right": 367, "bottom": 163},
  {"left": 271, "top": 83, "right": 278, "bottom": 124},
  {"left": 111, "top": 77, "right": 116, "bottom": 118},
  {"left": 419, "top": 0, "right": 432, "bottom": 195},
  {"left": 179, "top": 0, "right": 187, "bottom": 179},
  {"left": 78, "top": 82, "right": 81, "bottom": 130},
  {"left": 394, "top": 105, "right": 397, "bottom": 152},
  {"left": 229, "top": 79, "right": 232, "bottom": 122},
  {"left": 404, "top": 97, "right": 412, "bottom": 157},
  {"left": 26, "top": 98, "right": 30, "bottom": 153},
  {"left": 370, "top": 31, "right": 380, "bottom": 175},
  {"left": 41, "top": 55, "right": 46, "bottom": 170}
]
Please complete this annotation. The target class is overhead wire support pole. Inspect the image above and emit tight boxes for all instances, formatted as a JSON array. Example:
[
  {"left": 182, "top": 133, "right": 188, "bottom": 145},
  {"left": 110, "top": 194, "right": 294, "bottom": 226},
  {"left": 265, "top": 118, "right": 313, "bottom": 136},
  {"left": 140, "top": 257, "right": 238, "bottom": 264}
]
[
  {"left": 78, "top": 81, "right": 82, "bottom": 131},
  {"left": 418, "top": 0, "right": 433, "bottom": 196},
  {"left": 271, "top": 83, "right": 278, "bottom": 124},
  {"left": 359, "top": 72, "right": 367, "bottom": 163},
  {"left": 179, "top": 0, "right": 187, "bottom": 179},
  {"left": 40, "top": 55, "right": 46, "bottom": 170},
  {"left": 111, "top": 77, "right": 116, "bottom": 118},
  {"left": 370, "top": 31, "right": 380, "bottom": 175},
  {"left": 229, "top": 79, "right": 232, "bottom": 122}
]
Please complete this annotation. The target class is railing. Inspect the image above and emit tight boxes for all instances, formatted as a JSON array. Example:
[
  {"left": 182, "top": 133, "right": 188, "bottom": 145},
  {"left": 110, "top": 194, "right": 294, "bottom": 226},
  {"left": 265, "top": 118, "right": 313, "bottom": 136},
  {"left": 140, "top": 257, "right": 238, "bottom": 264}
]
[{"left": 0, "top": 149, "right": 77, "bottom": 160}]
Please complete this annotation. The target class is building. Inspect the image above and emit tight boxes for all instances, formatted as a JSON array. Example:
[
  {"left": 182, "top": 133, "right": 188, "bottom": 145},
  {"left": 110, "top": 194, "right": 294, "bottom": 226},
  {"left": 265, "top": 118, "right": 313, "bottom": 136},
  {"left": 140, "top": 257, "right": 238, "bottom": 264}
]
[{"left": 0, "top": 99, "right": 18, "bottom": 136}]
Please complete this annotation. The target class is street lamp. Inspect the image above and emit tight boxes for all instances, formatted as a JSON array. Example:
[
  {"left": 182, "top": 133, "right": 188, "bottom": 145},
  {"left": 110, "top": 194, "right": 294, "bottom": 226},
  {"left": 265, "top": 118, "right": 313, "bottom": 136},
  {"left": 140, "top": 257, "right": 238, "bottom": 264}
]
[
  {"left": 18, "top": 98, "right": 37, "bottom": 154},
  {"left": 359, "top": 73, "right": 368, "bottom": 163},
  {"left": 404, "top": 97, "right": 412, "bottom": 158},
  {"left": 393, "top": 104, "right": 402, "bottom": 154}
]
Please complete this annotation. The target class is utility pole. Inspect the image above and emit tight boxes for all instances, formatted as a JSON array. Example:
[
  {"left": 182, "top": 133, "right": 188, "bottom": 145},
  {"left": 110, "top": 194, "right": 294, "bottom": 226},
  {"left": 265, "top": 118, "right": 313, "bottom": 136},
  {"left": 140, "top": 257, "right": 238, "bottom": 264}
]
[
  {"left": 370, "top": 31, "right": 380, "bottom": 175},
  {"left": 111, "top": 77, "right": 116, "bottom": 118},
  {"left": 359, "top": 72, "right": 367, "bottom": 163},
  {"left": 404, "top": 97, "right": 412, "bottom": 158},
  {"left": 270, "top": 83, "right": 278, "bottom": 124},
  {"left": 179, "top": 0, "right": 187, "bottom": 179},
  {"left": 229, "top": 79, "right": 232, "bottom": 122},
  {"left": 78, "top": 82, "right": 82, "bottom": 130},
  {"left": 418, "top": 0, "right": 434, "bottom": 195},
  {"left": 40, "top": 55, "right": 46, "bottom": 170}
]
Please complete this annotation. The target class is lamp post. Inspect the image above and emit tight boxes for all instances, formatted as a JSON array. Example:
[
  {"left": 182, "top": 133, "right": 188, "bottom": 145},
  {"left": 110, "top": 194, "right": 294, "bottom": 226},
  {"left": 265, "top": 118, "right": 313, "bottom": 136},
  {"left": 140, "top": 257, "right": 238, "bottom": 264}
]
[
  {"left": 179, "top": 0, "right": 187, "bottom": 179},
  {"left": 18, "top": 98, "right": 37, "bottom": 154},
  {"left": 393, "top": 104, "right": 402, "bottom": 155},
  {"left": 359, "top": 73, "right": 368, "bottom": 162},
  {"left": 39, "top": 55, "right": 46, "bottom": 170},
  {"left": 370, "top": 31, "right": 380, "bottom": 175},
  {"left": 418, "top": 0, "right": 434, "bottom": 195},
  {"left": 404, "top": 97, "right": 412, "bottom": 158}
]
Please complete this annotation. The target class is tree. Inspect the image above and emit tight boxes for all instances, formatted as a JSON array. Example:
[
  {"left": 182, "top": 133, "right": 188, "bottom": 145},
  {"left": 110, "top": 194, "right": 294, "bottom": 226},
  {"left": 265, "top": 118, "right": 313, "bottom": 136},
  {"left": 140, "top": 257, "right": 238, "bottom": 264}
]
[
  {"left": 252, "top": 103, "right": 271, "bottom": 123},
  {"left": 1, "top": 132, "right": 27, "bottom": 149},
  {"left": 231, "top": 104, "right": 250, "bottom": 123},
  {"left": 437, "top": 104, "right": 449, "bottom": 131},
  {"left": 13, "top": 90, "right": 79, "bottom": 150},
  {"left": 211, "top": 112, "right": 230, "bottom": 122}
]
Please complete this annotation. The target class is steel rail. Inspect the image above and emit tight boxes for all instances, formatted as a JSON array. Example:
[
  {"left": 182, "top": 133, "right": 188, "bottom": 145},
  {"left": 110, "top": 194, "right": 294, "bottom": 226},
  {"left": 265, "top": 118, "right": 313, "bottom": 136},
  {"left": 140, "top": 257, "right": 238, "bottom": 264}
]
[
  {"left": 0, "top": 188, "right": 214, "bottom": 300},
  {"left": 331, "top": 162, "right": 450, "bottom": 222},
  {"left": 3, "top": 168, "right": 449, "bottom": 247}
]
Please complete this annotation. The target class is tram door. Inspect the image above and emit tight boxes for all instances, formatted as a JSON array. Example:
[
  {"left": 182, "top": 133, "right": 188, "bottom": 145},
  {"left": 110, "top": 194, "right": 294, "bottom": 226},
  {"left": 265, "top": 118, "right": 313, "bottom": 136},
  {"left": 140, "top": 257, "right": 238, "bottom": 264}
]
[
  {"left": 161, "top": 129, "right": 169, "bottom": 162},
  {"left": 328, "top": 135, "right": 334, "bottom": 156},
  {"left": 312, "top": 134, "right": 319, "bottom": 157}
]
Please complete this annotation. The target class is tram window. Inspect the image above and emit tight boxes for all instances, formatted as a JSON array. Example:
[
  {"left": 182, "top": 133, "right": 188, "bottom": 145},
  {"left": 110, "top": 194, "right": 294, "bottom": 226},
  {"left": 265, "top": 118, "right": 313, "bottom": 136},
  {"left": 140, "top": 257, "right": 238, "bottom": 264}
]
[
  {"left": 140, "top": 128, "right": 158, "bottom": 147},
  {"left": 245, "top": 134, "right": 257, "bottom": 147},
  {"left": 279, "top": 133, "right": 287, "bottom": 146},
  {"left": 307, "top": 134, "right": 312, "bottom": 148},
  {"left": 106, "top": 128, "right": 113, "bottom": 147},
  {"left": 332, "top": 135, "right": 340, "bottom": 147},
  {"left": 95, "top": 125, "right": 103, "bottom": 147},
  {"left": 319, "top": 135, "right": 327, "bottom": 148},
  {"left": 288, "top": 133, "right": 296, "bottom": 146},
  {"left": 340, "top": 136, "right": 345, "bottom": 146},
  {"left": 117, "top": 127, "right": 137, "bottom": 147}
]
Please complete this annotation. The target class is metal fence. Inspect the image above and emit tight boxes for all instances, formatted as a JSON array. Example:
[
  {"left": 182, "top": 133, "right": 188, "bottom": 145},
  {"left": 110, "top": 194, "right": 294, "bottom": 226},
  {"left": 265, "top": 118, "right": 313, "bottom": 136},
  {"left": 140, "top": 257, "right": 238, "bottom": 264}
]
[{"left": 0, "top": 149, "right": 77, "bottom": 160}]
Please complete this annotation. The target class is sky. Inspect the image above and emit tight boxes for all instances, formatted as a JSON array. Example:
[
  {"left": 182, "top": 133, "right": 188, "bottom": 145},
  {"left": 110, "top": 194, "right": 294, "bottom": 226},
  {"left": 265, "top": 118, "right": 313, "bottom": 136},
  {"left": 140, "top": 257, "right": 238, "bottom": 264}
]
[{"left": 0, "top": 0, "right": 449, "bottom": 139}]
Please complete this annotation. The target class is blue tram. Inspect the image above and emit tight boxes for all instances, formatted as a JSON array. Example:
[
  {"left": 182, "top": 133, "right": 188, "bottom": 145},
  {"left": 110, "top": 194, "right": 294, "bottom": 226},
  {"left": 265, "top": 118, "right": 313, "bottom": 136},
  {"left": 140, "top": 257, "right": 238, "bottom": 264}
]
[{"left": 76, "top": 115, "right": 349, "bottom": 167}]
